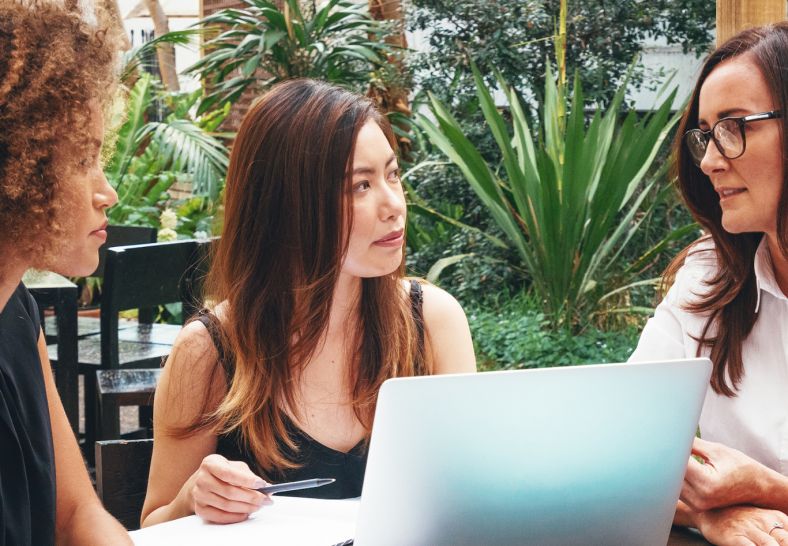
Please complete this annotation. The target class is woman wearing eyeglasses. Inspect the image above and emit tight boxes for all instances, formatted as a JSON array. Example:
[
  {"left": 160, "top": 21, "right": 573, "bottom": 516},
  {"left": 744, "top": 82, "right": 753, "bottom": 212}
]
[{"left": 630, "top": 23, "right": 788, "bottom": 545}]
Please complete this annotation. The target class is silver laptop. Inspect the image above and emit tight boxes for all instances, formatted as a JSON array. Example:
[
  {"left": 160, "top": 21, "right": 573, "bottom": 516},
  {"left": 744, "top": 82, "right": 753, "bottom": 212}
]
[{"left": 354, "top": 358, "right": 711, "bottom": 546}]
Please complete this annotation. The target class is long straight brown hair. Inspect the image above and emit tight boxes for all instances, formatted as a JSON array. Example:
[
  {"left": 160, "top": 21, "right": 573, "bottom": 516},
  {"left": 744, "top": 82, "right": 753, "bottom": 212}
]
[
  {"left": 198, "top": 79, "right": 427, "bottom": 473},
  {"left": 667, "top": 22, "right": 788, "bottom": 396}
]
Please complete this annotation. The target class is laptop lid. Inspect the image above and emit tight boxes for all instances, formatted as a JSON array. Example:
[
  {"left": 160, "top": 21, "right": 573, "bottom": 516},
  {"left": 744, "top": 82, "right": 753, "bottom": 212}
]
[{"left": 354, "top": 358, "right": 711, "bottom": 546}]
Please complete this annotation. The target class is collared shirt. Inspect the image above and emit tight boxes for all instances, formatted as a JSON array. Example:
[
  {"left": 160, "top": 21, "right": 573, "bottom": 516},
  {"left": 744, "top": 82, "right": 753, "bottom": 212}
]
[{"left": 629, "top": 238, "right": 788, "bottom": 475}]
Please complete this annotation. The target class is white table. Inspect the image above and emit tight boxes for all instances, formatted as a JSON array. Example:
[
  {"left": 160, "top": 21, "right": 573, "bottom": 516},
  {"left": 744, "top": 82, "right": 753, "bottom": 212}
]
[
  {"left": 130, "top": 497, "right": 358, "bottom": 546},
  {"left": 130, "top": 496, "right": 710, "bottom": 545}
]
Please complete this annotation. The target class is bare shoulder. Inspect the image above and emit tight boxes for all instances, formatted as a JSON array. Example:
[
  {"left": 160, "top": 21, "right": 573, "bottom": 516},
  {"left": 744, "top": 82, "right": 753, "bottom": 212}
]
[
  {"left": 157, "top": 318, "right": 224, "bottom": 427},
  {"left": 166, "top": 319, "right": 219, "bottom": 379},
  {"left": 418, "top": 281, "right": 467, "bottom": 323},
  {"left": 405, "top": 279, "right": 476, "bottom": 374}
]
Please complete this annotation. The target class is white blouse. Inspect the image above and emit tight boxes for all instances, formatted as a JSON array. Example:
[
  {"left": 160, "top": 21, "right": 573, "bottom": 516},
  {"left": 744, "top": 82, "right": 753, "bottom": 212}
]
[{"left": 629, "top": 238, "right": 788, "bottom": 475}]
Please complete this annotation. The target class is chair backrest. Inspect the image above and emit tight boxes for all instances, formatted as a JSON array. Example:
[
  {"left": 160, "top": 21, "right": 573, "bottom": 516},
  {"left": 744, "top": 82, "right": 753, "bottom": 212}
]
[
  {"left": 92, "top": 225, "right": 157, "bottom": 278},
  {"left": 101, "top": 239, "right": 199, "bottom": 314},
  {"left": 95, "top": 438, "right": 153, "bottom": 530},
  {"left": 100, "top": 240, "right": 200, "bottom": 367}
]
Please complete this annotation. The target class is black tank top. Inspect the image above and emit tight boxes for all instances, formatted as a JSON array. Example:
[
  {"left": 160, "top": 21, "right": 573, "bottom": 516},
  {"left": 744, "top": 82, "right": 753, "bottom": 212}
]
[
  {"left": 0, "top": 284, "right": 56, "bottom": 545},
  {"left": 197, "top": 280, "right": 425, "bottom": 499}
]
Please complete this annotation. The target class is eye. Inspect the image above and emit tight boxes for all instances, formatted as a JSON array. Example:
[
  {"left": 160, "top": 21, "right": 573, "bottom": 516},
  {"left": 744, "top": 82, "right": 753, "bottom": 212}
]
[
  {"left": 353, "top": 180, "right": 371, "bottom": 193},
  {"left": 387, "top": 168, "right": 401, "bottom": 183}
]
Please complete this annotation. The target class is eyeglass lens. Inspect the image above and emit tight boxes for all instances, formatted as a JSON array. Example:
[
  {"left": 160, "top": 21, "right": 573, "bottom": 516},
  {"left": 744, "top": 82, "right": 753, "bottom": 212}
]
[{"left": 685, "top": 119, "right": 744, "bottom": 166}]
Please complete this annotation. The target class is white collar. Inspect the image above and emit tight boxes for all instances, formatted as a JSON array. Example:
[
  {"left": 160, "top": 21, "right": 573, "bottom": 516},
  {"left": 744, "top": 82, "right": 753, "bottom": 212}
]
[{"left": 753, "top": 237, "right": 788, "bottom": 313}]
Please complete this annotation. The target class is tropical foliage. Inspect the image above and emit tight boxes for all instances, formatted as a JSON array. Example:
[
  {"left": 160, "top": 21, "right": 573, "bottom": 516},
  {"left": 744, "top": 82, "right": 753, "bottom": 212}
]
[
  {"left": 104, "top": 73, "right": 229, "bottom": 229},
  {"left": 419, "top": 62, "right": 695, "bottom": 327},
  {"left": 183, "top": 0, "right": 395, "bottom": 114}
]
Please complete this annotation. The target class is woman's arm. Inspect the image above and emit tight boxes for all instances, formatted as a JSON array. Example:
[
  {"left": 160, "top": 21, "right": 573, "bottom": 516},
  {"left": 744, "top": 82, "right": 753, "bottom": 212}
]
[
  {"left": 140, "top": 321, "right": 270, "bottom": 527},
  {"left": 679, "top": 502, "right": 788, "bottom": 546},
  {"left": 420, "top": 283, "right": 476, "bottom": 375},
  {"left": 37, "top": 332, "right": 131, "bottom": 545},
  {"left": 682, "top": 438, "right": 788, "bottom": 513}
]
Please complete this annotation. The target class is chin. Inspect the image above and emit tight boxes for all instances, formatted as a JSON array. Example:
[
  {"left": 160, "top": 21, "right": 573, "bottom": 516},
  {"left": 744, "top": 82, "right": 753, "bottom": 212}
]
[
  {"left": 720, "top": 216, "right": 747, "bottom": 235},
  {"left": 52, "top": 255, "right": 99, "bottom": 278}
]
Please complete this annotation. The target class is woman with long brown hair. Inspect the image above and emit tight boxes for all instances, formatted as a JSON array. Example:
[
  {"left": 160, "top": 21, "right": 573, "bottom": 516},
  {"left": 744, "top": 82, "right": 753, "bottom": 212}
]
[
  {"left": 630, "top": 23, "right": 788, "bottom": 545},
  {"left": 0, "top": 1, "right": 131, "bottom": 543},
  {"left": 141, "top": 79, "right": 476, "bottom": 526}
]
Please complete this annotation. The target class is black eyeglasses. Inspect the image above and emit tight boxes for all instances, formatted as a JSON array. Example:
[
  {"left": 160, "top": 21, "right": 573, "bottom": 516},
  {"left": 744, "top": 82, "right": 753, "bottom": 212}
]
[{"left": 683, "top": 110, "right": 782, "bottom": 166}]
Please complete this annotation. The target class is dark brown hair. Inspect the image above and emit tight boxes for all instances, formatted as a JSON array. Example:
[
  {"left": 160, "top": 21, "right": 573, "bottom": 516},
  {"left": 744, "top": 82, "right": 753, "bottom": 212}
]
[
  {"left": 0, "top": 1, "right": 117, "bottom": 264},
  {"left": 667, "top": 22, "right": 788, "bottom": 396},
  {"left": 197, "top": 79, "right": 426, "bottom": 472}
]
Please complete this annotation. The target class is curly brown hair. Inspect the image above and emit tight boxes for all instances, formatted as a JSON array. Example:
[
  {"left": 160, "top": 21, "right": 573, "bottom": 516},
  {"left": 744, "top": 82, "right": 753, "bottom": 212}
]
[{"left": 0, "top": 0, "right": 118, "bottom": 263}]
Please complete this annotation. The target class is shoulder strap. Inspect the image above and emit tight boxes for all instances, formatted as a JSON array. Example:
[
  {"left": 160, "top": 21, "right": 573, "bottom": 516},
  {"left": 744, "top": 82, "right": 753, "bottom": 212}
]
[
  {"left": 409, "top": 279, "right": 425, "bottom": 369},
  {"left": 194, "top": 311, "right": 234, "bottom": 383}
]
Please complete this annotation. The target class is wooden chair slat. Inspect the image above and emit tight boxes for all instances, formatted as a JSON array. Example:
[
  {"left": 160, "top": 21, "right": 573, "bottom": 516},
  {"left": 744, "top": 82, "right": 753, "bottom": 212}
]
[{"left": 95, "top": 438, "right": 154, "bottom": 530}]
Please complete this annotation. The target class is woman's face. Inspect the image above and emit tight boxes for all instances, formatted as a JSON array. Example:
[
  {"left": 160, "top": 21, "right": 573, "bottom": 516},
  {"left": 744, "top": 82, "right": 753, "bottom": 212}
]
[
  {"left": 341, "top": 119, "right": 406, "bottom": 279},
  {"left": 48, "top": 106, "right": 117, "bottom": 276},
  {"left": 697, "top": 55, "right": 783, "bottom": 237}
]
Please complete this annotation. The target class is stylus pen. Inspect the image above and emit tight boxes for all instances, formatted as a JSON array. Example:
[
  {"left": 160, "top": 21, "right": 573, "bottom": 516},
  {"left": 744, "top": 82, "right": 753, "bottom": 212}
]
[{"left": 257, "top": 478, "right": 335, "bottom": 495}]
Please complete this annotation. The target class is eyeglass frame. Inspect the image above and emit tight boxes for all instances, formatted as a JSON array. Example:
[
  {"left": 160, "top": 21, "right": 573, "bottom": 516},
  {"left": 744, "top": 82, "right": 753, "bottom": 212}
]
[{"left": 683, "top": 110, "right": 782, "bottom": 166}]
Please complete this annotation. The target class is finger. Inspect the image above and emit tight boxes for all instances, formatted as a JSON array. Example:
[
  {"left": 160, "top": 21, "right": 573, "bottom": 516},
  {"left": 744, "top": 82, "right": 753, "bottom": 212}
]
[
  {"left": 198, "top": 488, "right": 271, "bottom": 516},
  {"left": 748, "top": 528, "right": 779, "bottom": 546},
  {"left": 728, "top": 537, "right": 757, "bottom": 546},
  {"left": 204, "top": 457, "right": 266, "bottom": 489},
  {"left": 690, "top": 437, "right": 715, "bottom": 460},
  {"left": 770, "top": 528, "right": 788, "bottom": 546},
  {"left": 197, "top": 472, "right": 268, "bottom": 506},
  {"left": 194, "top": 503, "right": 251, "bottom": 525}
]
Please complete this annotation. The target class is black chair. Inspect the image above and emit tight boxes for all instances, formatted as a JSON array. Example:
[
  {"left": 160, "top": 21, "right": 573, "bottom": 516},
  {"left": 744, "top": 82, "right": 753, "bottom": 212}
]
[
  {"left": 43, "top": 225, "right": 157, "bottom": 341},
  {"left": 96, "top": 369, "right": 162, "bottom": 443},
  {"left": 95, "top": 438, "right": 153, "bottom": 530},
  {"left": 49, "top": 239, "right": 200, "bottom": 460}
]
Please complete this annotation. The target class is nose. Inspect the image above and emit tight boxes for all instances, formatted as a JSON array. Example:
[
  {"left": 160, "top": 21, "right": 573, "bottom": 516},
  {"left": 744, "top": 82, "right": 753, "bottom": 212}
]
[
  {"left": 699, "top": 138, "right": 729, "bottom": 177},
  {"left": 377, "top": 180, "right": 406, "bottom": 221},
  {"left": 95, "top": 171, "right": 118, "bottom": 210}
]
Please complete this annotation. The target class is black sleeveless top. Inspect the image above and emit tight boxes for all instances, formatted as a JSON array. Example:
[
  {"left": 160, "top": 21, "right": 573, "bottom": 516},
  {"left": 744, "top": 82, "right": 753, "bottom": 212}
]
[
  {"left": 0, "top": 284, "right": 56, "bottom": 545},
  {"left": 197, "top": 280, "right": 424, "bottom": 499}
]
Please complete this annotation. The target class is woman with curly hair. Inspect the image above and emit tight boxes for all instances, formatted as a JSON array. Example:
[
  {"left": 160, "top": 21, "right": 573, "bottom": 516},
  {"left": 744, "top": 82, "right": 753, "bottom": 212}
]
[
  {"left": 0, "top": 1, "right": 131, "bottom": 543},
  {"left": 140, "top": 79, "right": 476, "bottom": 526},
  {"left": 630, "top": 23, "right": 788, "bottom": 545}
]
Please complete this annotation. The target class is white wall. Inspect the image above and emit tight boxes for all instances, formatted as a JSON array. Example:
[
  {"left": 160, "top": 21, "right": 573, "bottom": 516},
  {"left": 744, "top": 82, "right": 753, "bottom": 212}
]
[{"left": 628, "top": 36, "right": 707, "bottom": 111}]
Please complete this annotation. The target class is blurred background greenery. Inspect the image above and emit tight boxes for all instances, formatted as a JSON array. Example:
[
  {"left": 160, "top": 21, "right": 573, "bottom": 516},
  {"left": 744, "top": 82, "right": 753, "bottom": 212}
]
[{"left": 105, "top": 0, "right": 715, "bottom": 367}]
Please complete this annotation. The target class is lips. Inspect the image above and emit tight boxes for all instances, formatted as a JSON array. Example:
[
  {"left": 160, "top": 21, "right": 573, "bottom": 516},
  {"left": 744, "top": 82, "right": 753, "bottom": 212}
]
[
  {"left": 716, "top": 187, "right": 747, "bottom": 201},
  {"left": 373, "top": 229, "right": 404, "bottom": 246},
  {"left": 90, "top": 220, "right": 109, "bottom": 239}
]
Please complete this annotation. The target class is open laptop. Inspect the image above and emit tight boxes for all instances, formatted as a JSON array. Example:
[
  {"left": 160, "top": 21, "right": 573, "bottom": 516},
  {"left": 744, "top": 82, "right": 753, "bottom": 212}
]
[{"left": 351, "top": 358, "right": 711, "bottom": 546}]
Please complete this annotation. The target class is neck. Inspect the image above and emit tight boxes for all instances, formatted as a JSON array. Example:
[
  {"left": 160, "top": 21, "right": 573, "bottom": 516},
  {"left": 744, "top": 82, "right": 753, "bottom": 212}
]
[
  {"left": 0, "top": 262, "right": 28, "bottom": 313},
  {"left": 765, "top": 232, "right": 788, "bottom": 296},
  {"left": 328, "top": 271, "right": 362, "bottom": 334}
]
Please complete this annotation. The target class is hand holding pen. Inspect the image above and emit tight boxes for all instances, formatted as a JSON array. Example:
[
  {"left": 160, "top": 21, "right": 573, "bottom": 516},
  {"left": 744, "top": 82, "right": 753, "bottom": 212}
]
[
  {"left": 188, "top": 454, "right": 336, "bottom": 524},
  {"left": 189, "top": 454, "right": 274, "bottom": 524}
]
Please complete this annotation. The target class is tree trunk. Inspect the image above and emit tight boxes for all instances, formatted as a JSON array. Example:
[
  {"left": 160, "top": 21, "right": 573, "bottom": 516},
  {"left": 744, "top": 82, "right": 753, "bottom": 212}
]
[
  {"left": 143, "top": 0, "right": 180, "bottom": 91},
  {"left": 368, "top": 0, "right": 412, "bottom": 159}
]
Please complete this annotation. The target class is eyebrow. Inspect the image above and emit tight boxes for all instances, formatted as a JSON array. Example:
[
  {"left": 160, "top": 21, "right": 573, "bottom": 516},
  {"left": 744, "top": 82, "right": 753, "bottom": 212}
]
[
  {"left": 698, "top": 108, "right": 753, "bottom": 125},
  {"left": 352, "top": 154, "right": 397, "bottom": 176}
]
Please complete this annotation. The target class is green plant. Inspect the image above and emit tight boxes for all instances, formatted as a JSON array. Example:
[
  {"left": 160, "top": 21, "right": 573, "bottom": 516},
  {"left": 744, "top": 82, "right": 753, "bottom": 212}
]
[
  {"left": 409, "top": 0, "right": 714, "bottom": 109},
  {"left": 106, "top": 74, "right": 230, "bottom": 204},
  {"left": 183, "top": 0, "right": 394, "bottom": 114},
  {"left": 467, "top": 292, "right": 641, "bottom": 370},
  {"left": 419, "top": 60, "right": 696, "bottom": 328},
  {"left": 104, "top": 73, "right": 230, "bottom": 232}
]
